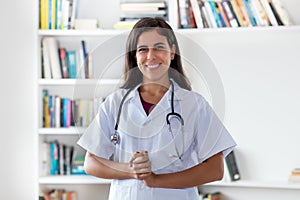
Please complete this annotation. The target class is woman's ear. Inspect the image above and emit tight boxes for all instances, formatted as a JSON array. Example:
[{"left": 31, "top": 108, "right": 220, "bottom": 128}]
[{"left": 171, "top": 44, "right": 176, "bottom": 60}]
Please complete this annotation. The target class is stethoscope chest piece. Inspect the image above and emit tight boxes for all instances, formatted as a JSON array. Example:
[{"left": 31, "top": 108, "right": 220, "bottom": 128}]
[{"left": 111, "top": 131, "right": 120, "bottom": 145}]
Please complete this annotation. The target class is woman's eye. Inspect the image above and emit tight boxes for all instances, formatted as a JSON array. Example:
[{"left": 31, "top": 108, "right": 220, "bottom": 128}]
[
  {"left": 138, "top": 48, "right": 147, "bottom": 52},
  {"left": 156, "top": 45, "right": 165, "bottom": 49}
]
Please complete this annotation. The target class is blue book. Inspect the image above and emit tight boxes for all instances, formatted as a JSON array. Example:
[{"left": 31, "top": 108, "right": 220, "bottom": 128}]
[
  {"left": 56, "top": 0, "right": 62, "bottom": 29},
  {"left": 62, "top": 98, "right": 68, "bottom": 127},
  {"left": 67, "top": 51, "right": 77, "bottom": 78},
  {"left": 243, "top": 0, "right": 257, "bottom": 26},
  {"left": 209, "top": 1, "right": 222, "bottom": 28},
  {"left": 50, "top": 141, "right": 58, "bottom": 175}
]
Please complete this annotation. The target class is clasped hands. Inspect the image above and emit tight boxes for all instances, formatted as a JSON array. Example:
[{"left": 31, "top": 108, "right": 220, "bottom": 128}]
[{"left": 129, "top": 150, "right": 156, "bottom": 186}]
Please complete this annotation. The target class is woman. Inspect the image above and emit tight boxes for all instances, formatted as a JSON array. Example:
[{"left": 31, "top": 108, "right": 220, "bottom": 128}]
[{"left": 77, "top": 17, "right": 236, "bottom": 200}]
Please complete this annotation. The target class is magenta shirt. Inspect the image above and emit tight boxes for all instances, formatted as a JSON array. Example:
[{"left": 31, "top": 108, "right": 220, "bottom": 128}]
[{"left": 140, "top": 97, "right": 155, "bottom": 115}]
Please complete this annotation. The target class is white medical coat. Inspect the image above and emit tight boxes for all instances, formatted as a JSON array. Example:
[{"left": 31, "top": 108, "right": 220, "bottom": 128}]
[{"left": 77, "top": 81, "right": 236, "bottom": 200}]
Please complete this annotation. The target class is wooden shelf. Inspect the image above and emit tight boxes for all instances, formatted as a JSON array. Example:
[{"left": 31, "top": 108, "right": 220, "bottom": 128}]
[{"left": 39, "top": 175, "right": 111, "bottom": 185}]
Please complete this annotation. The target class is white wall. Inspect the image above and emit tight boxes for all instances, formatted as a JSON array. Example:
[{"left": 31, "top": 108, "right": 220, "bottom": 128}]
[
  {"left": 0, "top": 0, "right": 37, "bottom": 199},
  {"left": 185, "top": 29, "right": 300, "bottom": 182}
]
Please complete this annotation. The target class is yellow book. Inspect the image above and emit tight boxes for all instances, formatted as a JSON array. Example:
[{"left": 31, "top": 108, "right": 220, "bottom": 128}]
[
  {"left": 40, "top": 0, "right": 48, "bottom": 29},
  {"left": 231, "top": 0, "right": 246, "bottom": 27},
  {"left": 236, "top": 0, "right": 252, "bottom": 27},
  {"left": 51, "top": 0, "right": 56, "bottom": 29}
]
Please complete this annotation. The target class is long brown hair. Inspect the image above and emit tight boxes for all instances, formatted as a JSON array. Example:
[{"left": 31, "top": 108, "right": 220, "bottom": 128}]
[{"left": 121, "top": 17, "right": 191, "bottom": 91}]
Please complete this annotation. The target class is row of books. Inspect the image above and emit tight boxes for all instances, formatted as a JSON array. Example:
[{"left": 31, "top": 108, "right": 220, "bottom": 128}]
[
  {"left": 288, "top": 168, "right": 300, "bottom": 182},
  {"left": 178, "top": 0, "right": 292, "bottom": 29},
  {"left": 114, "top": 1, "right": 167, "bottom": 29},
  {"left": 42, "top": 90, "right": 104, "bottom": 128},
  {"left": 39, "top": 189, "right": 77, "bottom": 200},
  {"left": 199, "top": 191, "right": 222, "bottom": 200},
  {"left": 224, "top": 150, "right": 241, "bottom": 182},
  {"left": 41, "top": 140, "right": 85, "bottom": 176},
  {"left": 39, "top": 0, "right": 77, "bottom": 30},
  {"left": 42, "top": 37, "right": 92, "bottom": 79}
]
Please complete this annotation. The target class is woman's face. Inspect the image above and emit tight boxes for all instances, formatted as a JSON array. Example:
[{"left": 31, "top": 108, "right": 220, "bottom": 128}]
[{"left": 135, "top": 29, "right": 175, "bottom": 85}]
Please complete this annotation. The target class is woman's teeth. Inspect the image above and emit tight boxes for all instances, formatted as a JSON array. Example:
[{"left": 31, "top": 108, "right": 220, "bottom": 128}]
[{"left": 147, "top": 64, "right": 159, "bottom": 69}]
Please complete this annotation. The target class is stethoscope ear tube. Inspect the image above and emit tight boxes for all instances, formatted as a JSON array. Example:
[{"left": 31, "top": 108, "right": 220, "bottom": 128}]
[{"left": 166, "top": 81, "right": 184, "bottom": 126}]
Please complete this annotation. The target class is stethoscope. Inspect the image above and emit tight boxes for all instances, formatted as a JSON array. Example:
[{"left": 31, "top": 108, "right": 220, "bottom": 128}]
[{"left": 110, "top": 81, "right": 185, "bottom": 160}]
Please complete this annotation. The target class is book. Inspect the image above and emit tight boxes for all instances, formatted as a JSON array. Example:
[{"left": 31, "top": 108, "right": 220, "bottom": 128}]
[
  {"left": 61, "top": 0, "right": 71, "bottom": 29},
  {"left": 259, "top": 0, "right": 278, "bottom": 26},
  {"left": 268, "top": 0, "right": 284, "bottom": 25},
  {"left": 271, "top": 0, "right": 293, "bottom": 26},
  {"left": 222, "top": 0, "right": 239, "bottom": 27},
  {"left": 40, "top": 0, "right": 49, "bottom": 29},
  {"left": 44, "top": 37, "right": 62, "bottom": 79},
  {"left": 209, "top": 1, "right": 222, "bottom": 28},
  {"left": 74, "top": 19, "right": 99, "bottom": 30},
  {"left": 66, "top": 50, "right": 77, "bottom": 78},
  {"left": 242, "top": 0, "right": 257, "bottom": 26},
  {"left": 204, "top": 1, "right": 218, "bottom": 28},
  {"left": 42, "top": 38, "right": 52, "bottom": 78},
  {"left": 217, "top": 2, "right": 230, "bottom": 27},
  {"left": 252, "top": 0, "right": 270, "bottom": 26},
  {"left": 178, "top": 0, "right": 191, "bottom": 28},
  {"left": 225, "top": 150, "right": 241, "bottom": 181},
  {"left": 58, "top": 48, "right": 69, "bottom": 78},
  {"left": 41, "top": 141, "right": 50, "bottom": 176},
  {"left": 246, "top": 0, "right": 262, "bottom": 26},
  {"left": 236, "top": 0, "right": 253, "bottom": 27},
  {"left": 230, "top": 0, "right": 245, "bottom": 27},
  {"left": 190, "top": 0, "right": 204, "bottom": 28},
  {"left": 197, "top": 0, "right": 209, "bottom": 28}
]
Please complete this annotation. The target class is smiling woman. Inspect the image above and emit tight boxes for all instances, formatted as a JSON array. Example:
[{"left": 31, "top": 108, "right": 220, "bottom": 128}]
[{"left": 77, "top": 17, "right": 236, "bottom": 200}]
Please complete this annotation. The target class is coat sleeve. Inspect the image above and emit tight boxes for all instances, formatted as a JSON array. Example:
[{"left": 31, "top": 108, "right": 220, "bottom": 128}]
[
  {"left": 77, "top": 99, "right": 116, "bottom": 159},
  {"left": 194, "top": 96, "right": 236, "bottom": 163}
]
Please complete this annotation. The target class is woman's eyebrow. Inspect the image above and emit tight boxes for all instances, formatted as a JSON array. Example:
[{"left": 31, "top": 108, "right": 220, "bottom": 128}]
[{"left": 137, "top": 42, "right": 166, "bottom": 48}]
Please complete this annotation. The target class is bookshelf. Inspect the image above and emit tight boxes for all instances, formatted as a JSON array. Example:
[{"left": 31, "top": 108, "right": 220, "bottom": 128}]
[{"left": 36, "top": 0, "right": 300, "bottom": 199}]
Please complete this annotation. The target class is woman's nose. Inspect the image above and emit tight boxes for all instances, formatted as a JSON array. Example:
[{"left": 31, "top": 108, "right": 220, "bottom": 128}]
[{"left": 147, "top": 48, "right": 156, "bottom": 60}]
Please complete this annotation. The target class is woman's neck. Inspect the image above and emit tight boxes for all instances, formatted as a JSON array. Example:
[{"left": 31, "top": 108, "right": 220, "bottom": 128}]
[{"left": 139, "top": 81, "right": 170, "bottom": 104}]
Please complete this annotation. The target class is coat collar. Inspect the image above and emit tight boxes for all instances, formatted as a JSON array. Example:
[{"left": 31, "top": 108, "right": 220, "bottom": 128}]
[{"left": 123, "top": 79, "right": 183, "bottom": 105}]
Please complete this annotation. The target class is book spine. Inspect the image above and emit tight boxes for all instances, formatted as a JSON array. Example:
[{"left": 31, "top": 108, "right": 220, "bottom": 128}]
[
  {"left": 259, "top": 0, "right": 278, "bottom": 26},
  {"left": 204, "top": 1, "right": 218, "bottom": 28},
  {"left": 242, "top": 0, "right": 257, "bottom": 26},
  {"left": 45, "top": 37, "right": 62, "bottom": 79},
  {"left": 231, "top": 0, "right": 245, "bottom": 26},
  {"left": 40, "top": 0, "right": 49, "bottom": 29},
  {"left": 55, "top": 0, "right": 62, "bottom": 29},
  {"left": 209, "top": 1, "right": 222, "bottom": 28},
  {"left": 253, "top": 0, "right": 270, "bottom": 26},
  {"left": 42, "top": 38, "right": 52, "bottom": 78},
  {"left": 222, "top": 0, "right": 239, "bottom": 27},
  {"left": 247, "top": 0, "right": 262, "bottom": 26},
  {"left": 67, "top": 50, "right": 77, "bottom": 78},
  {"left": 217, "top": 2, "right": 230, "bottom": 27},
  {"left": 236, "top": 0, "right": 253, "bottom": 27},
  {"left": 271, "top": 0, "right": 293, "bottom": 26},
  {"left": 225, "top": 150, "right": 241, "bottom": 181},
  {"left": 190, "top": 0, "right": 204, "bottom": 28},
  {"left": 55, "top": 96, "right": 61, "bottom": 128},
  {"left": 268, "top": 0, "right": 284, "bottom": 25}
]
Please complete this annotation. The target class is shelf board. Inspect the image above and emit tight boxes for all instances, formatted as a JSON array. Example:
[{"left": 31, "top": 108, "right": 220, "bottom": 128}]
[
  {"left": 38, "top": 127, "right": 86, "bottom": 135},
  {"left": 203, "top": 180, "right": 300, "bottom": 190},
  {"left": 38, "top": 78, "right": 121, "bottom": 86},
  {"left": 39, "top": 175, "right": 111, "bottom": 184},
  {"left": 176, "top": 25, "right": 300, "bottom": 33},
  {"left": 38, "top": 26, "right": 300, "bottom": 37},
  {"left": 38, "top": 29, "right": 129, "bottom": 36}
]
